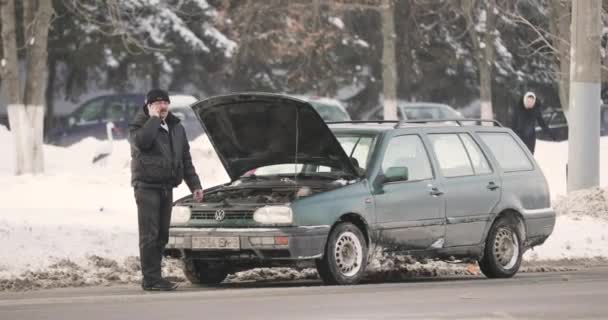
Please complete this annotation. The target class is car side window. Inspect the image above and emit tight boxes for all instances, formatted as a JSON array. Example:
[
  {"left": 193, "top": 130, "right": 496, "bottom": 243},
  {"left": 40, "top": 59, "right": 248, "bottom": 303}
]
[
  {"left": 478, "top": 132, "right": 534, "bottom": 171},
  {"left": 459, "top": 133, "right": 493, "bottom": 175},
  {"left": 74, "top": 98, "right": 105, "bottom": 124},
  {"left": 126, "top": 97, "right": 143, "bottom": 119},
  {"left": 429, "top": 134, "right": 474, "bottom": 177},
  {"left": 104, "top": 100, "right": 126, "bottom": 122},
  {"left": 382, "top": 135, "right": 433, "bottom": 181}
]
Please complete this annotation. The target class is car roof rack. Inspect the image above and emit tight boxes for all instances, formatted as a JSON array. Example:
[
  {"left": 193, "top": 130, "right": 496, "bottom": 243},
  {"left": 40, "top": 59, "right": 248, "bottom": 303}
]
[
  {"left": 394, "top": 118, "right": 503, "bottom": 128},
  {"left": 326, "top": 120, "right": 400, "bottom": 125},
  {"left": 327, "top": 119, "right": 503, "bottom": 128}
]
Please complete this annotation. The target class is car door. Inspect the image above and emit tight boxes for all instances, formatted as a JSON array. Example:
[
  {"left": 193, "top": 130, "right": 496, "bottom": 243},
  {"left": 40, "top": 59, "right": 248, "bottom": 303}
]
[
  {"left": 372, "top": 134, "right": 445, "bottom": 251},
  {"left": 427, "top": 132, "right": 501, "bottom": 247}
]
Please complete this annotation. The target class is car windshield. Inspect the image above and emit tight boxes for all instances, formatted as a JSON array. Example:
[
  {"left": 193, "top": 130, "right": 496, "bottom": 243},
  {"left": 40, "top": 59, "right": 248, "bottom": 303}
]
[{"left": 241, "top": 134, "right": 374, "bottom": 177}]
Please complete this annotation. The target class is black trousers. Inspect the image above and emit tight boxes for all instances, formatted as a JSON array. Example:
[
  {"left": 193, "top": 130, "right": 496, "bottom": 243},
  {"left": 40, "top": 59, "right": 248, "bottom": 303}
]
[
  {"left": 134, "top": 187, "right": 173, "bottom": 285},
  {"left": 521, "top": 134, "right": 537, "bottom": 154}
]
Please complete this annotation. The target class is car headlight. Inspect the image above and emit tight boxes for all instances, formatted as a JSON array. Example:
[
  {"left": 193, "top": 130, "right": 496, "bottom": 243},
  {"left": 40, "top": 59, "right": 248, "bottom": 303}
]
[
  {"left": 170, "top": 206, "right": 191, "bottom": 226},
  {"left": 253, "top": 206, "right": 293, "bottom": 225}
]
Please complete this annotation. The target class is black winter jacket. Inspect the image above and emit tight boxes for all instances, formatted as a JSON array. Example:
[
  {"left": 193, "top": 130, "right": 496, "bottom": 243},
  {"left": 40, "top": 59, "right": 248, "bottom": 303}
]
[
  {"left": 511, "top": 98, "right": 552, "bottom": 140},
  {"left": 129, "top": 105, "right": 202, "bottom": 191}
]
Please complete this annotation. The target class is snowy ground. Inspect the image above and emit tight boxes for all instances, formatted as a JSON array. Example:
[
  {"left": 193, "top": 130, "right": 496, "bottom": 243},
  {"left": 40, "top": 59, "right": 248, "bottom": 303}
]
[{"left": 0, "top": 125, "right": 607, "bottom": 290}]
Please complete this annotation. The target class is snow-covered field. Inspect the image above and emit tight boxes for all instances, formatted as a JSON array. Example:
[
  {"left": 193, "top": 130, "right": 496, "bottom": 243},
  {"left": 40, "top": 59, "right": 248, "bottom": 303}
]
[{"left": 0, "top": 124, "right": 607, "bottom": 290}]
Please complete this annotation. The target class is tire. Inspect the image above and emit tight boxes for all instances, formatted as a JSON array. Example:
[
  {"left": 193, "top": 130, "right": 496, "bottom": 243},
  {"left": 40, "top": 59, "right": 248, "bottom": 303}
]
[
  {"left": 182, "top": 260, "right": 228, "bottom": 285},
  {"left": 479, "top": 217, "right": 524, "bottom": 278},
  {"left": 316, "top": 222, "right": 368, "bottom": 285}
]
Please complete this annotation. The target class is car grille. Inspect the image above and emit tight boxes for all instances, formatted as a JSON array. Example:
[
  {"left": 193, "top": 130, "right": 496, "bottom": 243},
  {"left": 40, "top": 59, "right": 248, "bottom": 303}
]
[{"left": 190, "top": 210, "right": 254, "bottom": 221}]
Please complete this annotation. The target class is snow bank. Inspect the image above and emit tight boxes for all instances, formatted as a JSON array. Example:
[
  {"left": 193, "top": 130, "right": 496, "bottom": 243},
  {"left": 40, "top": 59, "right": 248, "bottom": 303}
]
[
  {"left": 0, "top": 125, "right": 607, "bottom": 291},
  {"left": 524, "top": 187, "right": 608, "bottom": 261},
  {"left": 0, "top": 126, "right": 228, "bottom": 278}
]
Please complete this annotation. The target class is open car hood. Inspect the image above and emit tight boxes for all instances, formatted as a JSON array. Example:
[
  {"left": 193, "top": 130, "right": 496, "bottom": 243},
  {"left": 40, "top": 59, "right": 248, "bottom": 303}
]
[{"left": 191, "top": 93, "right": 359, "bottom": 181}]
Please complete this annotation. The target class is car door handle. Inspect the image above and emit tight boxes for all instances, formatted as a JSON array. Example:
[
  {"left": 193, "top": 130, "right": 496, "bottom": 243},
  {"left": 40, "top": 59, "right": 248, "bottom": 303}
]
[
  {"left": 487, "top": 182, "right": 500, "bottom": 191},
  {"left": 429, "top": 187, "right": 444, "bottom": 196}
]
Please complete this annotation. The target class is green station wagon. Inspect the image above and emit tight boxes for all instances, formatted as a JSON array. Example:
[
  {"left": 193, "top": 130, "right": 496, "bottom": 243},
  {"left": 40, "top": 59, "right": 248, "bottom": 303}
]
[{"left": 165, "top": 93, "right": 556, "bottom": 285}]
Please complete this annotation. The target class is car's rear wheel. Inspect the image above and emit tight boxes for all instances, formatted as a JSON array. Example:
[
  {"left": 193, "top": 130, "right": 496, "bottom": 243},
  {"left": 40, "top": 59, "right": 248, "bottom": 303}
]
[
  {"left": 316, "top": 222, "right": 368, "bottom": 285},
  {"left": 182, "top": 260, "right": 228, "bottom": 285},
  {"left": 479, "top": 217, "right": 523, "bottom": 278}
]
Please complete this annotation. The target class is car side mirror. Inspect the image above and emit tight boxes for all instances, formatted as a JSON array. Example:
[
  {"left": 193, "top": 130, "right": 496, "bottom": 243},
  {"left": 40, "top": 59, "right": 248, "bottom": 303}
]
[{"left": 384, "top": 166, "right": 409, "bottom": 183}]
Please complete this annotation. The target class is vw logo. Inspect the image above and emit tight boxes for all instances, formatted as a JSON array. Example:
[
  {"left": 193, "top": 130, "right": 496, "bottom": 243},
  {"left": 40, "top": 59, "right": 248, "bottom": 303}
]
[{"left": 214, "top": 209, "right": 226, "bottom": 221}]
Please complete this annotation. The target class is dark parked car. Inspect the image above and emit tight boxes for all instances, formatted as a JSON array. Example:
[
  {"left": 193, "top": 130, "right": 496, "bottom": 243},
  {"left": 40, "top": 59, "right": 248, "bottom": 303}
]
[
  {"left": 163, "top": 93, "right": 556, "bottom": 285},
  {"left": 46, "top": 93, "right": 200, "bottom": 146},
  {"left": 536, "top": 105, "right": 608, "bottom": 141}
]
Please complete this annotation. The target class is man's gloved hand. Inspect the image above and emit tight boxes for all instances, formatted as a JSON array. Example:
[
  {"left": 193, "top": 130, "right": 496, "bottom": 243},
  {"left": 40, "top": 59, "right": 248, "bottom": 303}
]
[{"left": 193, "top": 189, "right": 204, "bottom": 202}]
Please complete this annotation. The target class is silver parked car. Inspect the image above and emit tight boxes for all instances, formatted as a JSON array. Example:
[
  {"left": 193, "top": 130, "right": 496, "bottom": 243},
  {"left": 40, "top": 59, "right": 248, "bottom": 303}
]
[{"left": 362, "top": 101, "right": 463, "bottom": 121}]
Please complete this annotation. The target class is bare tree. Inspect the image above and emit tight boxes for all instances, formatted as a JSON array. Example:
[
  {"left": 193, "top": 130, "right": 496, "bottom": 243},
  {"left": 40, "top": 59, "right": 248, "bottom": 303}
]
[
  {"left": 502, "top": 1, "right": 572, "bottom": 114},
  {"left": 1, "top": 0, "right": 25, "bottom": 173},
  {"left": 1, "top": 0, "right": 54, "bottom": 175},
  {"left": 329, "top": 0, "right": 397, "bottom": 120}
]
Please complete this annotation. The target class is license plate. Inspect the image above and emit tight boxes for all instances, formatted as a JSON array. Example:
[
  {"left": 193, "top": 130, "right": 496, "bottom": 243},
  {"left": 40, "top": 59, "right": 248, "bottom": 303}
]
[{"left": 192, "top": 236, "right": 240, "bottom": 249}]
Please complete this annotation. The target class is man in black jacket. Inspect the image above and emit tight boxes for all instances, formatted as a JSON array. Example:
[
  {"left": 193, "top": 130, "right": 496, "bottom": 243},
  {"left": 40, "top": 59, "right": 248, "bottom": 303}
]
[
  {"left": 129, "top": 89, "right": 204, "bottom": 291},
  {"left": 511, "top": 91, "right": 555, "bottom": 154}
]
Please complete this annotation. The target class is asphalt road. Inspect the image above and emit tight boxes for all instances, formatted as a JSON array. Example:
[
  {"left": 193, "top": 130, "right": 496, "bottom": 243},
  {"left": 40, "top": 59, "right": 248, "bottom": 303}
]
[{"left": 1, "top": 267, "right": 607, "bottom": 320}]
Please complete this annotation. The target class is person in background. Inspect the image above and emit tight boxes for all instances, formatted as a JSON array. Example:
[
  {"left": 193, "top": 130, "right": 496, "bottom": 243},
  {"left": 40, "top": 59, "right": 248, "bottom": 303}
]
[
  {"left": 511, "top": 91, "right": 555, "bottom": 154},
  {"left": 129, "top": 89, "right": 204, "bottom": 291}
]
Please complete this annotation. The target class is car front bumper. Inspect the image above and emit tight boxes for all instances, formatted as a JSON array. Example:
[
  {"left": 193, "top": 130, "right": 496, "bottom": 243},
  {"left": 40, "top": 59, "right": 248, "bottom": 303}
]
[{"left": 164, "top": 225, "right": 330, "bottom": 261}]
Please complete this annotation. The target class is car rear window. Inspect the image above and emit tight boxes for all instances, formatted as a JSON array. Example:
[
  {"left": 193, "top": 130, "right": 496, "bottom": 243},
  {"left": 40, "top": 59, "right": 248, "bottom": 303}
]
[{"left": 478, "top": 132, "right": 534, "bottom": 172}]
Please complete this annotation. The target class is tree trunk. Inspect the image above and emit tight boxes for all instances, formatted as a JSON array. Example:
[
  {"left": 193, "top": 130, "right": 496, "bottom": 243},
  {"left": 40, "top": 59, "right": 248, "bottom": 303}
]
[
  {"left": 480, "top": 0, "right": 496, "bottom": 123},
  {"left": 381, "top": 0, "right": 397, "bottom": 120},
  {"left": 479, "top": 60, "right": 493, "bottom": 122},
  {"left": 462, "top": 0, "right": 495, "bottom": 123},
  {"left": 23, "top": 0, "right": 54, "bottom": 174},
  {"left": 1, "top": 0, "right": 27, "bottom": 175},
  {"left": 548, "top": 0, "right": 571, "bottom": 115},
  {"left": 45, "top": 57, "right": 57, "bottom": 135}
]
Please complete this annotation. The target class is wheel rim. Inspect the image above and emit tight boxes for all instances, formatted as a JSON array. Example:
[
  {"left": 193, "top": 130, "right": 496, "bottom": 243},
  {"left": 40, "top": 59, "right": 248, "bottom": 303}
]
[
  {"left": 493, "top": 227, "right": 519, "bottom": 270},
  {"left": 334, "top": 231, "right": 364, "bottom": 277}
]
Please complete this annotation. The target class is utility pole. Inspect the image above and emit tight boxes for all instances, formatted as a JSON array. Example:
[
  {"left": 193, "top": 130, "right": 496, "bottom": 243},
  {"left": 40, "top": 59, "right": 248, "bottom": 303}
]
[{"left": 567, "top": 0, "right": 601, "bottom": 192}]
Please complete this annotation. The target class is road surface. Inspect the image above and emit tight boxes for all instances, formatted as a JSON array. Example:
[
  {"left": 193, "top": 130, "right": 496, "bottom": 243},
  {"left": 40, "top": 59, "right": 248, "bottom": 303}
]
[{"left": 1, "top": 267, "right": 607, "bottom": 319}]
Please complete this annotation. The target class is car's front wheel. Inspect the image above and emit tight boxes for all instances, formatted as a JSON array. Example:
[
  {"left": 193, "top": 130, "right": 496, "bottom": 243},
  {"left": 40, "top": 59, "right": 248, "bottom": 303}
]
[
  {"left": 316, "top": 222, "right": 368, "bottom": 285},
  {"left": 479, "top": 217, "right": 524, "bottom": 278},
  {"left": 182, "top": 260, "right": 228, "bottom": 285}
]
